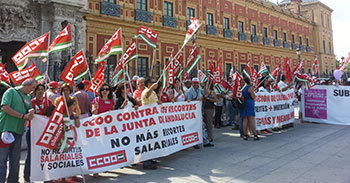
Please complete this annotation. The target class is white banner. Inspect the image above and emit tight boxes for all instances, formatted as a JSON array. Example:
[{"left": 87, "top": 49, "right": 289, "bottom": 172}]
[
  {"left": 302, "top": 85, "right": 350, "bottom": 125},
  {"left": 31, "top": 101, "right": 203, "bottom": 181},
  {"left": 255, "top": 89, "right": 295, "bottom": 130}
]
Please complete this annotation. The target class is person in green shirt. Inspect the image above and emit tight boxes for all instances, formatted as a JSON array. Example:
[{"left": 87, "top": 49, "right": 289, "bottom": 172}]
[{"left": 0, "top": 78, "right": 37, "bottom": 183}]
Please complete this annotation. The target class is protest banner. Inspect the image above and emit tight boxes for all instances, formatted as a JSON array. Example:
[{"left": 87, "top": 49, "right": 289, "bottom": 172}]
[
  {"left": 302, "top": 85, "right": 350, "bottom": 125},
  {"left": 255, "top": 89, "right": 295, "bottom": 130},
  {"left": 31, "top": 101, "right": 203, "bottom": 181}
]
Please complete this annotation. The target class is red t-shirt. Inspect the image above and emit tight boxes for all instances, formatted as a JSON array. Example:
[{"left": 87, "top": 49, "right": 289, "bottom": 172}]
[
  {"left": 92, "top": 98, "right": 115, "bottom": 114},
  {"left": 29, "top": 98, "right": 52, "bottom": 127}
]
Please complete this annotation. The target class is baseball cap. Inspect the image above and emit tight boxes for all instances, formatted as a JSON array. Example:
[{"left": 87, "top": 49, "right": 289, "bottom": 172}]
[
  {"left": 192, "top": 77, "right": 200, "bottom": 83},
  {"left": 132, "top": 75, "right": 139, "bottom": 82},
  {"left": 82, "top": 80, "right": 90, "bottom": 85},
  {"left": 48, "top": 81, "right": 58, "bottom": 89},
  {"left": 0, "top": 132, "right": 14, "bottom": 148}
]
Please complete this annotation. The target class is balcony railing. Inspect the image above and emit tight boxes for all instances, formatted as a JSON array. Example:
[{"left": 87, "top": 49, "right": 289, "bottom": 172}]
[
  {"left": 274, "top": 39, "right": 281, "bottom": 47},
  {"left": 283, "top": 41, "right": 289, "bottom": 49},
  {"left": 238, "top": 32, "right": 247, "bottom": 41},
  {"left": 223, "top": 29, "right": 233, "bottom": 38},
  {"left": 100, "top": 1, "right": 120, "bottom": 17},
  {"left": 206, "top": 25, "right": 217, "bottom": 35},
  {"left": 299, "top": 45, "right": 305, "bottom": 52},
  {"left": 263, "top": 37, "right": 270, "bottom": 46},
  {"left": 306, "top": 46, "right": 311, "bottom": 52},
  {"left": 135, "top": 9, "right": 152, "bottom": 23},
  {"left": 292, "top": 43, "right": 298, "bottom": 50},
  {"left": 163, "top": 15, "right": 177, "bottom": 28},
  {"left": 251, "top": 35, "right": 259, "bottom": 43}
]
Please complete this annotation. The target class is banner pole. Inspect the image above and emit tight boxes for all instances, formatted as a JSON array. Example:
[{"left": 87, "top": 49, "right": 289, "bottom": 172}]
[
  {"left": 150, "top": 48, "right": 156, "bottom": 77},
  {"left": 45, "top": 32, "right": 51, "bottom": 107}
]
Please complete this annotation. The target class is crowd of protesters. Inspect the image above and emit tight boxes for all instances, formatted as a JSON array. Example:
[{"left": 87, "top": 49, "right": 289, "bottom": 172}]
[{"left": 0, "top": 69, "right": 331, "bottom": 183}]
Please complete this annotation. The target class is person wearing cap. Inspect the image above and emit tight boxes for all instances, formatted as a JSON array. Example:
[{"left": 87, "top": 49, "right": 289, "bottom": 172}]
[
  {"left": 186, "top": 78, "right": 214, "bottom": 147},
  {"left": 183, "top": 79, "right": 192, "bottom": 96},
  {"left": 46, "top": 81, "right": 58, "bottom": 104},
  {"left": 0, "top": 78, "right": 37, "bottom": 183},
  {"left": 131, "top": 75, "right": 139, "bottom": 92},
  {"left": 186, "top": 78, "right": 204, "bottom": 102}
]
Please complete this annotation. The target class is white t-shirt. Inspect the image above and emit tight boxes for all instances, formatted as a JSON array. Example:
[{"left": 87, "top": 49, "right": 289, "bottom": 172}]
[
  {"left": 173, "top": 89, "right": 186, "bottom": 102},
  {"left": 278, "top": 81, "right": 288, "bottom": 91}
]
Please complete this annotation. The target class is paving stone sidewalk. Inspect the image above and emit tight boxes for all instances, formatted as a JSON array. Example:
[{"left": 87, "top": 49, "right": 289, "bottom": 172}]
[{"left": 17, "top": 120, "right": 350, "bottom": 183}]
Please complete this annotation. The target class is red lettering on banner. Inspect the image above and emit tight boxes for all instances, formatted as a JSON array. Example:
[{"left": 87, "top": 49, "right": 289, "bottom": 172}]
[
  {"left": 104, "top": 125, "right": 119, "bottom": 135},
  {"left": 86, "top": 128, "right": 101, "bottom": 138},
  {"left": 181, "top": 132, "right": 199, "bottom": 146},
  {"left": 86, "top": 150, "right": 127, "bottom": 169}
]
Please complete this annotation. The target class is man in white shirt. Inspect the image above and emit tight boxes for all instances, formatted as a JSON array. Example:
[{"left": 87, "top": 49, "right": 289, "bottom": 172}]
[{"left": 278, "top": 75, "right": 292, "bottom": 92}]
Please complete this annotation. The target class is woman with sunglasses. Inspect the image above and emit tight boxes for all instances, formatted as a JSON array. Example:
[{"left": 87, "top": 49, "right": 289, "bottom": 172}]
[
  {"left": 92, "top": 83, "right": 115, "bottom": 115},
  {"left": 115, "top": 82, "right": 137, "bottom": 110}
]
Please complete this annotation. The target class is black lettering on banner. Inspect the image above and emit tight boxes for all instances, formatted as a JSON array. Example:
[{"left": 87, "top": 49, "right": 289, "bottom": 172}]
[
  {"left": 333, "top": 89, "right": 350, "bottom": 97},
  {"left": 111, "top": 136, "right": 130, "bottom": 148}
]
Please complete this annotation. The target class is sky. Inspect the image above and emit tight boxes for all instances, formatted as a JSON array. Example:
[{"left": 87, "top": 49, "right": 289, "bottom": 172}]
[{"left": 271, "top": 0, "right": 350, "bottom": 60}]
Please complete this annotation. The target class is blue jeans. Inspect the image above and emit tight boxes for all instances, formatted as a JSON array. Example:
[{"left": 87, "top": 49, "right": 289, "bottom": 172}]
[
  {"left": 24, "top": 129, "right": 30, "bottom": 181},
  {"left": 225, "top": 100, "right": 235, "bottom": 125},
  {"left": 0, "top": 133, "right": 22, "bottom": 183}
]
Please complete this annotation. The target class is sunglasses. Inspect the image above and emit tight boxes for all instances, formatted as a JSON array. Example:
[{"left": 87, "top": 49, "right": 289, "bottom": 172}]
[{"left": 101, "top": 88, "right": 110, "bottom": 91}]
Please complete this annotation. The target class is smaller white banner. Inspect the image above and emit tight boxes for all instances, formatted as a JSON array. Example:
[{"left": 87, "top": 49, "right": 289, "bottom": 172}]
[
  {"left": 255, "top": 89, "right": 295, "bottom": 130},
  {"left": 302, "top": 85, "right": 350, "bottom": 125}
]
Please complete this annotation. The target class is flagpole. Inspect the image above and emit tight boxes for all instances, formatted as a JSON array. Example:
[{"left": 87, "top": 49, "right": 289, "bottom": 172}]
[
  {"left": 126, "top": 65, "right": 134, "bottom": 94},
  {"left": 156, "top": 46, "right": 184, "bottom": 83},
  {"left": 62, "top": 94, "right": 87, "bottom": 183},
  {"left": 150, "top": 48, "right": 156, "bottom": 77},
  {"left": 45, "top": 32, "right": 51, "bottom": 107}
]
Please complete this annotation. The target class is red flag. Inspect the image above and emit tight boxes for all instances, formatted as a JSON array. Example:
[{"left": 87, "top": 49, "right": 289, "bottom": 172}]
[
  {"left": 207, "top": 58, "right": 215, "bottom": 81},
  {"left": 174, "top": 52, "right": 184, "bottom": 77},
  {"left": 0, "top": 63, "right": 11, "bottom": 88},
  {"left": 167, "top": 53, "right": 175, "bottom": 86},
  {"left": 135, "top": 25, "right": 159, "bottom": 49},
  {"left": 95, "top": 29, "right": 123, "bottom": 64},
  {"left": 185, "top": 42, "right": 201, "bottom": 74},
  {"left": 36, "top": 97, "right": 66, "bottom": 150},
  {"left": 338, "top": 53, "right": 350, "bottom": 72},
  {"left": 214, "top": 59, "right": 222, "bottom": 84},
  {"left": 243, "top": 61, "right": 252, "bottom": 80},
  {"left": 271, "top": 64, "right": 282, "bottom": 81},
  {"left": 283, "top": 57, "right": 293, "bottom": 83},
  {"left": 49, "top": 24, "right": 72, "bottom": 53},
  {"left": 59, "top": 49, "right": 88, "bottom": 85},
  {"left": 293, "top": 59, "right": 304, "bottom": 74},
  {"left": 12, "top": 32, "right": 50, "bottom": 70},
  {"left": 9, "top": 61, "right": 42, "bottom": 85},
  {"left": 183, "top": 72, "right": 190, "bottom": 82},
  {"left": 251, "top": 67, "right": 261, "bottom": 89},
  {"left": 87, "top": 64, "right": 105, "bottom": 95},
  {"left": 232, "top": 72, "right": 245, "bottom": 99}
]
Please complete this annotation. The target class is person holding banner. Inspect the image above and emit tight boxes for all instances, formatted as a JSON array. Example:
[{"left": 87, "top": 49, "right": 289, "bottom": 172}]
[
  {"left": 115, "top": 83, "right": 138, "bottom": 110},
  {"left": 155, "top": 81, "right": 172, "bottom": 103},
  {"left": 92, "top": 83, "right": 115, "bottom": 114},
  {"left": 240, "top": 77, "right": 259, "bottom": 141},
  {"left": 169, "top": 78, "right": 186, "bottom": 102},
  {"left": 141, "top": 77, "right": 159, "bottom": 169},
  {"left": 24, "top": 84, "right": 53, "bottom": 182},
  {"left": 0, "top": 79, "right": 37, "bottom": 183},
  {"left": 203, "top": 82, "right": 217, "bottom": 142}
]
